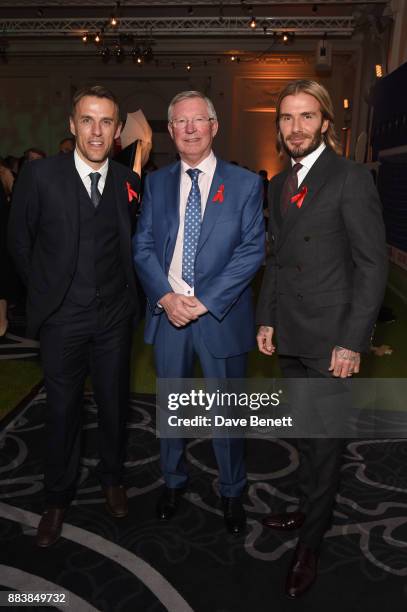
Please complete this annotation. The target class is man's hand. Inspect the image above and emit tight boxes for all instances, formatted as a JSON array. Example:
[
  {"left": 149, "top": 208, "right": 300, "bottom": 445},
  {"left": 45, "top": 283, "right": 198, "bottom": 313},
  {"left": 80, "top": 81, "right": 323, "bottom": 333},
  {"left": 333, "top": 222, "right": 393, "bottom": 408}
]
[
  {"left": 329, "top": 346, "right": 361, "bottom": 378},
  {"left": 188, "top": 297, "right": 208, "bottom": 317},
  {"left": 257, "top": 325, "right": 275, "bottom": 356},
  {"left": 159, "top": 293, "right": 199, "bottom": 327}
]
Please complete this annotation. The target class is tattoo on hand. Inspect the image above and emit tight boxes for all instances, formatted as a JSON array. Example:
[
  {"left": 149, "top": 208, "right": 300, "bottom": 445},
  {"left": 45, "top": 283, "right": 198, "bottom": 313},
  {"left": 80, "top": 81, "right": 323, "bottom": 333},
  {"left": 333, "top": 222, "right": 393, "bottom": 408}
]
[{"left": 335, "top": 346, "right": 356, "bottom": 361}]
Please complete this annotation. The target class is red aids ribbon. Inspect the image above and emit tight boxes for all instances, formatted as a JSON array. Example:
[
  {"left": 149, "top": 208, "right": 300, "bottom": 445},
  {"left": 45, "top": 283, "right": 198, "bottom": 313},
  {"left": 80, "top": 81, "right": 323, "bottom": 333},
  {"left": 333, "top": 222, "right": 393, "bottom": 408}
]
[
  {"left": 291, "top": 185, "right": 308, "bottom": 209},
  {"left": 126, "top": 181, "right": 138, "bottom": 203},
  {"left": 212, "top": 184, "right": 224, "bottom": 203}
]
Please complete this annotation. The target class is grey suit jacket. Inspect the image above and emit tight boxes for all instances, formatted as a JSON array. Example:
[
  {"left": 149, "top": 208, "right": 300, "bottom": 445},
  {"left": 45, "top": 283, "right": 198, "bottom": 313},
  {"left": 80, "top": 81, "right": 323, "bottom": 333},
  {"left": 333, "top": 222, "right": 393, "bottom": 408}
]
[{"left": 256, "top": 147, "right": 388, "bottom": 357}]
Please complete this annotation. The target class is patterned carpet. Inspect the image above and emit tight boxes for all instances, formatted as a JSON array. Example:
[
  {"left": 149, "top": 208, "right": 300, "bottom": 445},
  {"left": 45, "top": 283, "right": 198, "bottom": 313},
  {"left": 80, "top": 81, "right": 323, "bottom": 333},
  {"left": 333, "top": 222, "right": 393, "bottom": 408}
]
[{"left": 1, "top": 389, "right": 407, "bottom": 612}]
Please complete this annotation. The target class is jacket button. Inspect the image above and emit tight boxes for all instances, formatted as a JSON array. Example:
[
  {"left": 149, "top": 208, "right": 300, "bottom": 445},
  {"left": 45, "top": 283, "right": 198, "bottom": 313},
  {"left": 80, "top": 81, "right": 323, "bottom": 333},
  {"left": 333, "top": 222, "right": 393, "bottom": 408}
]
[
  {"left": 304, "top": 236, "right": 311, "bottom": 242},
  {"left": 297, "top": 293, "right": 303, "bottom": 300}
]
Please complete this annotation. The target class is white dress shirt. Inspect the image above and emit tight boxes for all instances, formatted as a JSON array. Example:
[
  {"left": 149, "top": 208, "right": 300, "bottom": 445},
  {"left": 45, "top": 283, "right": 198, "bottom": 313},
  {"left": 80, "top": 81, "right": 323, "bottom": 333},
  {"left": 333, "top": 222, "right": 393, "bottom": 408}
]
[
  {"left": 74, "top": 149, "right": 109, "bottom": 197},
  {"left": 168, "top": 150, "right": 217, "bottom": 296},
  {"left": 293, "top": 142, "right": 326, "bottom": 187}
]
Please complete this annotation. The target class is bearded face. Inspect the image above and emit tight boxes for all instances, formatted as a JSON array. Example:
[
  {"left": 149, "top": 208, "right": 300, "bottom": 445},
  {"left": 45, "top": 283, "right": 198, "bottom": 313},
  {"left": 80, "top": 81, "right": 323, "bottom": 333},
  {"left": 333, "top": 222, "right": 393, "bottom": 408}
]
[{"left": 278, "top": 92, "right": 329, "bottom": 161}]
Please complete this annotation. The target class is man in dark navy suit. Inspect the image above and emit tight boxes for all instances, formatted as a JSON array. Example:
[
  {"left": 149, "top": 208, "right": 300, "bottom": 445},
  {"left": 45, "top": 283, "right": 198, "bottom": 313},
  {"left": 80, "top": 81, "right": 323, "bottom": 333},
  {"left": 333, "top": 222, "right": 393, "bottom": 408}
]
[
  {"left": 133, "top": 91, "right": 264, "bottom": 534},
  {"left": 256, "top": 80, "right": 387, "bottom": 597},
  {"left": 8, "top": 86, "right": 140, "bottom": 546}
]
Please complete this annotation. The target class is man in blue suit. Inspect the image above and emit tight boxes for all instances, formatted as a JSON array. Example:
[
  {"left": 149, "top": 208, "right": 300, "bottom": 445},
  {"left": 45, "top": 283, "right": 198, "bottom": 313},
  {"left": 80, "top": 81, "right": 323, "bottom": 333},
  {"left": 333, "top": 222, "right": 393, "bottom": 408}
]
[{"left": 133, "top": 91, "right": 264, "bottom": 534}]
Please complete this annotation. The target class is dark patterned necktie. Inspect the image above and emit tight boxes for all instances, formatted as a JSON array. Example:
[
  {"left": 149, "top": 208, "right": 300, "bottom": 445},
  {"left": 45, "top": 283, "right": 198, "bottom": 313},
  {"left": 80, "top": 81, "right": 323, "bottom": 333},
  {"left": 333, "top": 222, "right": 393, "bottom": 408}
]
[
  {"left": 182, "top": 168, "right": 202, "bottom": 287},
  {"left": 89, "top": 172, "right": 102, "bottom": 208},
  {"left": 280, "top": 163, "right": 302, "bottom": 216}
]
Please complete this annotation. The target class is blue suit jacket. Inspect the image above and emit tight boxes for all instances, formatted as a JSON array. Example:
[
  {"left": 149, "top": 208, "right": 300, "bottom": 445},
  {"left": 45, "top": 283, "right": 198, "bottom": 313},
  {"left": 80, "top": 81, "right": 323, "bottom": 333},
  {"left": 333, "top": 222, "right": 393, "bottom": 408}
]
[{"left": 133, "top": 158, "right": 265, "bottom": 358}]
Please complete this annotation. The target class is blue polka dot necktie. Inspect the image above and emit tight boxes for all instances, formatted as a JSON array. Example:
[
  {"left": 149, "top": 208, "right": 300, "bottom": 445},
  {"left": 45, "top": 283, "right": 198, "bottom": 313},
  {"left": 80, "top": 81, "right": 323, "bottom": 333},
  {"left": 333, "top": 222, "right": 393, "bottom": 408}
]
[
  {"left": 182, "top": 168, "right": 202, "bottom": 287},
  {"left": 89, "top": 172, "right": 102, "bottom": 208}
]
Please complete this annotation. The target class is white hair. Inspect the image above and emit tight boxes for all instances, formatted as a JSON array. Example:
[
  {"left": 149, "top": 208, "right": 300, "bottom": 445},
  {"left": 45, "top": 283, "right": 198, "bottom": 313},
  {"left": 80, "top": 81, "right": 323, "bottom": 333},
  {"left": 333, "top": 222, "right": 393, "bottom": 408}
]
[{"left": 168, "top": 90, "right": 217, "bottom": 122}]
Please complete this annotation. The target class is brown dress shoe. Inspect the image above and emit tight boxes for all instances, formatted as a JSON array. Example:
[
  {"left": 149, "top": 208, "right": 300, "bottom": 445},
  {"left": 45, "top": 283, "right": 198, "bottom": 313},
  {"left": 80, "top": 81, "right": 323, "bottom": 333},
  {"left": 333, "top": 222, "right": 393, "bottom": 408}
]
[
  {"left": 104, "top": 485, "right": 128, "bottom": 518},
  {"left": 36, "top": 508, "right": 65, "bottom": 548},
  {"left": 262, "top": 511, "right": 305, "bottom": 531},
  {"left": 285, "top": 543, "right": 318, "bottom": 599}
]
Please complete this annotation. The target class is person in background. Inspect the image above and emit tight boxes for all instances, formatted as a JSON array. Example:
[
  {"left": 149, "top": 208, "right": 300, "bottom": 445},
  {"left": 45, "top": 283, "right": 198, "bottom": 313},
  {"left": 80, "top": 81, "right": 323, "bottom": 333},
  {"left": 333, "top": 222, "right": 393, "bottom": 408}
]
[
  {"left": 59, "top": 137, "right": 75, "bottom": 154},
  {"left": 23, "top": 148, "right": 46, "bottom": 161},
  {"left": 0, "top": 160, "right": 14, "bottom": 199}
]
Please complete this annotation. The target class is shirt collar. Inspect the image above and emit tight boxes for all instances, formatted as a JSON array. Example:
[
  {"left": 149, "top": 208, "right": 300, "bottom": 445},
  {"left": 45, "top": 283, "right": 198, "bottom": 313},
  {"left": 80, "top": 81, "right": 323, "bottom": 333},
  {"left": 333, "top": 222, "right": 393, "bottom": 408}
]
[
  {"left": 181, "top": 150, "right": 216, "bottom": 176},
  {"left": 74, "top": 149, "right": 109, "bottom": 181},
  {"left": 291, "top": 142, "right": 326, "bottom": 171}
]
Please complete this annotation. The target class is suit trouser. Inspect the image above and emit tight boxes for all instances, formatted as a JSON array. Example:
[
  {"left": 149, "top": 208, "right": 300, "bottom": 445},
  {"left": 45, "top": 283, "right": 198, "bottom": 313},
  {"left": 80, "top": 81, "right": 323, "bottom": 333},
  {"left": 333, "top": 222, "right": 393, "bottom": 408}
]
[
  {"left": 39, "top": 295, "right": 133, "bottom": 506},
  {"left": 278, "top": 355, "right": 345, "bottom": 549},
  {"left": 154, "top": 314, "right": 247, "bottom": 497}
]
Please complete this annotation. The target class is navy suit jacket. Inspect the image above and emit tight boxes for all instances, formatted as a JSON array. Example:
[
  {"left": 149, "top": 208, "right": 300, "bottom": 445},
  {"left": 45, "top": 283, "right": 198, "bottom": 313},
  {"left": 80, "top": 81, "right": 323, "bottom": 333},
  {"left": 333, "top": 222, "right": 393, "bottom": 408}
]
[
  {"left": 133, "top": 157, "right": 265, "bottom": 358},
  {"left": 8, "top": 153, "right": 140, "bottom": 338}
]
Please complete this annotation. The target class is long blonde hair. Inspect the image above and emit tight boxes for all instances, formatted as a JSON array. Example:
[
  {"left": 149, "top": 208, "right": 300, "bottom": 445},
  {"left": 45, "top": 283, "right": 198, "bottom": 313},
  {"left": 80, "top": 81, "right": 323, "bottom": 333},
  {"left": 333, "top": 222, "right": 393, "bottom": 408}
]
[{"left": 275, "top": 79, "right": 341, "bottom": 155}]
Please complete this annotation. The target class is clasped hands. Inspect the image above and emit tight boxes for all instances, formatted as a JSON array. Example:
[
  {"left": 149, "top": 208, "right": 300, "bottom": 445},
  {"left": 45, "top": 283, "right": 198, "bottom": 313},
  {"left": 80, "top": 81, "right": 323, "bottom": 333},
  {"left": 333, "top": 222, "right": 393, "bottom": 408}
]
[
  {"left": 159, "top": 292, "right": 208, "bottom": 327},
  {"left": 257, "top": 326, "right": 360, "bottom": 378}
]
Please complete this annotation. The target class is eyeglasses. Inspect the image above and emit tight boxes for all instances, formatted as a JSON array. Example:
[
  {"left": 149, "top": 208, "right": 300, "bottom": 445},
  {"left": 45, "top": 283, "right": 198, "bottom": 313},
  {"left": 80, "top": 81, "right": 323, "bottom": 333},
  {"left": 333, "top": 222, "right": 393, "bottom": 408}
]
[{"left": 170, "top": 116, "right": 215, "bottom": 129}]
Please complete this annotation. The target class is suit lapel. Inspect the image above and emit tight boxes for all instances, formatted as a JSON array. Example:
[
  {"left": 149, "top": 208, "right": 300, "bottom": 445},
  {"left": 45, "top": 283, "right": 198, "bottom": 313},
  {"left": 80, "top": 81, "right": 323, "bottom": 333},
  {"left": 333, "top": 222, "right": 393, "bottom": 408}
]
[
  {"left": 60, "top": 153, "right": 80, "bottom": 240},
  {"left": 196, "top": 158, "right": 225, "bottom": 256},
  {"left": 165, "top": 162, "right": 182, "bottom": 259},
  {"left": 104, "top": 162, "right": 132, "bottom": 270},
  {"left": 270, "top": 171, "right": 288, "bottom": 233},
  {"left": 277, "top": 148, "right": 337, "bottom": 251}
]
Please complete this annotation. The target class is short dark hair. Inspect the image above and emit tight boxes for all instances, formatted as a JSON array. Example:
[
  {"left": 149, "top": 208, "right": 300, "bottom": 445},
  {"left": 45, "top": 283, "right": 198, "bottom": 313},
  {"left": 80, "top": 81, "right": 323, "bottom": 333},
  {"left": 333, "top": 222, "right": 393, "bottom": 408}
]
[
  {"left": 24, "top": 148, "right": 46, "bottom": 159},
  {"left": 71, "top": 85, "right": 120, "bottom": 120},
  {"left": 59, "top": 136, "right": 75, "bottom": 146}
]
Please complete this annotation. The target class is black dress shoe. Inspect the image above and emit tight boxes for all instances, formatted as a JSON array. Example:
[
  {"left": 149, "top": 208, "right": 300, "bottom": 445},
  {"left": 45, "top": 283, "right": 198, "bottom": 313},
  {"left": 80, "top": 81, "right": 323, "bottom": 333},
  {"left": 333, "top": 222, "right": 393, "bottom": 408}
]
[
  {"left": 36, "top": 508, "right": 65, "bottom": 548},
  {"left": 285, "top": 543, "right": 318, "bottom": 599},
  {"left": 221, "top": 496, "right": 246, "bottom": 535},
  {"left": 156, "top": 487, "right": 185, "bottom": 521},
  {"left": 262, "top": 511, "right": 305, "bottom": 531},
  {"left": 103, "top": 485, "right": 128, "bottom": 518}
]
